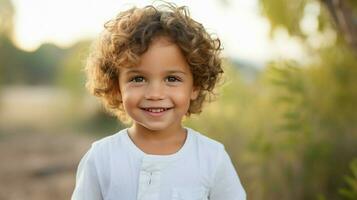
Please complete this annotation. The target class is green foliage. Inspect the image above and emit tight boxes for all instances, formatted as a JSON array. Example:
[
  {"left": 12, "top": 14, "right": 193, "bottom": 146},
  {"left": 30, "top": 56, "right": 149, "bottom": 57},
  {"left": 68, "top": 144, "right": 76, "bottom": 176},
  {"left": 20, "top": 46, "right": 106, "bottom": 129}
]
[
  {"left": 0, "top": 36, "right": 91, "bottom": 87},
  {"left": 56, "top": 40, "right": 91, "bottom": 96},
  {"left": 259, "top": 0, "right": 308, "bottom": 36},
  {"left": 246, "top": 1, "right": 357, "bottom": 198},
  {"left": 339, "top": 159, "right": 357, "bottom": 200},
  {"left": 258, "top": 0, "right": 356, "bottom": 41},
  {"left": 268, "top": 62, "right": 307, "bottom": 134},
  {"left": 0, "top": 38, "right": 68, "bottom": 85},
  {"left": 261, "top": 43, "right": 357, "bottom": 199}
]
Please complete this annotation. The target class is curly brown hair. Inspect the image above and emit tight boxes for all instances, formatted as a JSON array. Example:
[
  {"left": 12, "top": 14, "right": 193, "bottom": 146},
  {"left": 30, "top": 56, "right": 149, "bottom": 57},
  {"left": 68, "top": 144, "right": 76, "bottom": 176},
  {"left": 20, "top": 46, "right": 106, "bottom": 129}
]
[{"left": 85, "top": 2, "right": 223, "bottom": 122}]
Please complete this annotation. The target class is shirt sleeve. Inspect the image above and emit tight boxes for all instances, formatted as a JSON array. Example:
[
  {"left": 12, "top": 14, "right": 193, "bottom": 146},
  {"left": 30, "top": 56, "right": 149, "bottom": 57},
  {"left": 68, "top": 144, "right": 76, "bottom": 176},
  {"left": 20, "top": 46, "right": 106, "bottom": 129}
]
[
  {"left": 209, "top": 148, "right": 246, "bottom": 200},
  {"left": 71, "top": 146, "right": 103, "bottom": 200}
]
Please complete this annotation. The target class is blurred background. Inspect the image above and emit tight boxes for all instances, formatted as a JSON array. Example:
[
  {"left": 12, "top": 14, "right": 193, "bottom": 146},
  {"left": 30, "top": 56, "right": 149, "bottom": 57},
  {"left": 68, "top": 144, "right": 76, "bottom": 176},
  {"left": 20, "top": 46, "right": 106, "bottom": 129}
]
[{"left": 0, "top": 0, "right": 357, "bottom": 199}]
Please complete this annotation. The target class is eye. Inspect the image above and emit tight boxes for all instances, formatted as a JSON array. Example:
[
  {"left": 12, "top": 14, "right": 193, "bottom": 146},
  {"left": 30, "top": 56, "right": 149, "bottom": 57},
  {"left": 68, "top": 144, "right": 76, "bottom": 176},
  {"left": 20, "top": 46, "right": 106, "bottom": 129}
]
[
  {"left": 166, "top": 75, "right": 182, "bottom": 82},
  {"left": 130, "top": 76, "right": 145, "bottom": 82}
]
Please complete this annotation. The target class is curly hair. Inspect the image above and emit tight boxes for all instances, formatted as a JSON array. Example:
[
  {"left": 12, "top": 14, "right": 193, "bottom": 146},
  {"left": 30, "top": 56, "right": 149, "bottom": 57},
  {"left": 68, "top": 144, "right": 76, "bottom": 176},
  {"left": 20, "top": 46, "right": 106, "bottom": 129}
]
[{"left": 85, "top": 2, "right": 223, "bottom": 122}]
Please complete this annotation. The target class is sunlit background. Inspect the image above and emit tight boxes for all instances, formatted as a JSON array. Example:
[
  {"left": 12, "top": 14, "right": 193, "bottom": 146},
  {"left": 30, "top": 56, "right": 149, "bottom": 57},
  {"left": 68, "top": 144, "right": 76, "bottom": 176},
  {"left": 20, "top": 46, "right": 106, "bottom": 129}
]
[{"left": 0, "top": 0, "right": 357, "bottom": 199}]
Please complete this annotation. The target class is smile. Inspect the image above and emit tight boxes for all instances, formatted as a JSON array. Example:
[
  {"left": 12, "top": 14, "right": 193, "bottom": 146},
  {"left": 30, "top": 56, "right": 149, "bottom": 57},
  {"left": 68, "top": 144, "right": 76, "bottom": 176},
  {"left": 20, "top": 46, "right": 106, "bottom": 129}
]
[
  {"left": 141, "top": 107, "right": 173, "bottom": 116},
  {"left": 142, "top": 107, "right": 172, "bottom": 112}
]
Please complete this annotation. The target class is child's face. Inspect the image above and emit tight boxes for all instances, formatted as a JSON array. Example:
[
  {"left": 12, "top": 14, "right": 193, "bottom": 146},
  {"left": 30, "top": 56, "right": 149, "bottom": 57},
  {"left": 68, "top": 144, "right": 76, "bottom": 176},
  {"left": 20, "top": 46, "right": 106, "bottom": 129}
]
[{"left": 118, "top": 36, "right": 199, "bottom": 132}]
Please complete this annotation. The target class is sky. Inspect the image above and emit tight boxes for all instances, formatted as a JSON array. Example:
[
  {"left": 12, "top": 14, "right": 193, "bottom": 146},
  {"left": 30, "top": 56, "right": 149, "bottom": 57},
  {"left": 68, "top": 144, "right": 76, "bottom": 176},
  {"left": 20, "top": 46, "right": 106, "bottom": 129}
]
[{"left": 11, "top": 0, "right": 304, "bottom": 67}]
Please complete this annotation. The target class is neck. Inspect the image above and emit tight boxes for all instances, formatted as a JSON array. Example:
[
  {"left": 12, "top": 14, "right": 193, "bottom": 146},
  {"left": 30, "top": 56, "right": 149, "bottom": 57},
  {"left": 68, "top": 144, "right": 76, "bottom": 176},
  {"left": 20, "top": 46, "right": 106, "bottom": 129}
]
[{"left": 128, "top": 123, "right": 185, "bottom": 142}]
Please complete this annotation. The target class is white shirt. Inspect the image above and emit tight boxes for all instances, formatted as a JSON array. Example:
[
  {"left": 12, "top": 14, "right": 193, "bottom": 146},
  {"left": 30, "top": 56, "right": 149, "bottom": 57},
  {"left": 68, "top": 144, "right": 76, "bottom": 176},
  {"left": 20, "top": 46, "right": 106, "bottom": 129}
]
[{"left": 72, "top": 127, "right": 246, "bottom": 200}]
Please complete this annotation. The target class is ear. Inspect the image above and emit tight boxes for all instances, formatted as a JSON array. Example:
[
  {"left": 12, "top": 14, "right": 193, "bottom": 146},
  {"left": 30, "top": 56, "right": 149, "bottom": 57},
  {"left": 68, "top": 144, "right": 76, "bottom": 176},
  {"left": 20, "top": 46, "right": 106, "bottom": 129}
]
[{"left": 190, "top": 87, "right": 199, "bottom": 100}]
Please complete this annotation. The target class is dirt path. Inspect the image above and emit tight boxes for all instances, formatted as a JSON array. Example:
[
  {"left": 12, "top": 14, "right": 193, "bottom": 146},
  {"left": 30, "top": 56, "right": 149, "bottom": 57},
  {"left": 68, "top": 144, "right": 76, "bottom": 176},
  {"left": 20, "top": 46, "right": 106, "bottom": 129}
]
[{"left": 0, "top": 131, "right": 97, "bottom": 200}]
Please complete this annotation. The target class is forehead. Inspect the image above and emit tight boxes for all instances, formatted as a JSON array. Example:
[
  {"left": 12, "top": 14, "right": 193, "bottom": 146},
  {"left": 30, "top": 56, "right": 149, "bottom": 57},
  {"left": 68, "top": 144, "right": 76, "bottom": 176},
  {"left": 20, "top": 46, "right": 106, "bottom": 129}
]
[{"left": 122, "top": 36, "right": 191, "bottom": 74}]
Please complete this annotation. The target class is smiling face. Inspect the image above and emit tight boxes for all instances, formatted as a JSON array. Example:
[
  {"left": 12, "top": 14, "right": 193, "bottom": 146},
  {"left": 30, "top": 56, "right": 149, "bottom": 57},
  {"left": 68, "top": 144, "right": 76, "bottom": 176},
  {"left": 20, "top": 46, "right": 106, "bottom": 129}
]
[{"left": 118, "top": 36, "right": 199, "bottom": 133}]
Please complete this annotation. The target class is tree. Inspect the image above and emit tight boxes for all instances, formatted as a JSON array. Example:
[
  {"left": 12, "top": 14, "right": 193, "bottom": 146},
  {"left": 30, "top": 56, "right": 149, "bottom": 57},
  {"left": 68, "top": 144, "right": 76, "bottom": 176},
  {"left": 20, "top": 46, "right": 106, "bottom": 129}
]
[
  {"left": 320, "top": 0, "right": 357, "bottom": 53},
  {"left": 258, "top": 0, "right": 357, "bottom": 54}
]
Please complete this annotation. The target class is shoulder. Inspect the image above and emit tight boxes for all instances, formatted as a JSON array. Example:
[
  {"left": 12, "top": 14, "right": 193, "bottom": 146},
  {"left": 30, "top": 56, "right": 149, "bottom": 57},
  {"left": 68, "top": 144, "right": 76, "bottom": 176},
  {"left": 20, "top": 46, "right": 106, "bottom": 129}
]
[
  {"left": 92, "top": 128, "right": 127, "bottom": 147},
  {"left": 187, "top": 127, "right": 226, "bottom": 164},
  {"left": 87, "top": 128, "right": 128, "bottom": 160},
  {"left": 188, "top": 127, "right": 225, "bottom": 152}
]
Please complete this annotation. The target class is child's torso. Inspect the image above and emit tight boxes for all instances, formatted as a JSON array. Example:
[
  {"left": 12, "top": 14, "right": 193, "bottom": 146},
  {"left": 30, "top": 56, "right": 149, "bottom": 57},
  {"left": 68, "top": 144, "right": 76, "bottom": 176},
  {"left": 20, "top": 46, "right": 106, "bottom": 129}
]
[{"left": 91, "top": 128, "right": 223, "bottom": 200}]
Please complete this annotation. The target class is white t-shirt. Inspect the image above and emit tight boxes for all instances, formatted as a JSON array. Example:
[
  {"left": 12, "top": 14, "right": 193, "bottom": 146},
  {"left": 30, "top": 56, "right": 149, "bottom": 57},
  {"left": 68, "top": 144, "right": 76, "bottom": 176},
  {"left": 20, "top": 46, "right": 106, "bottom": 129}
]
[{"left": 72, "top": 127, "right": 246, "bottom": 200}]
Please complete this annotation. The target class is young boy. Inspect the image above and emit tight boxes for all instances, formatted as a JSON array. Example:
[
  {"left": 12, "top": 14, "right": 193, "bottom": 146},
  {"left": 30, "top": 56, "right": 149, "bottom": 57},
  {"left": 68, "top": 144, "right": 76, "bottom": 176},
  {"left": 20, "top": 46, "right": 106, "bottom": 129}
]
[{"left": 72, "top": 2, "right": 246, "bottom": 200}]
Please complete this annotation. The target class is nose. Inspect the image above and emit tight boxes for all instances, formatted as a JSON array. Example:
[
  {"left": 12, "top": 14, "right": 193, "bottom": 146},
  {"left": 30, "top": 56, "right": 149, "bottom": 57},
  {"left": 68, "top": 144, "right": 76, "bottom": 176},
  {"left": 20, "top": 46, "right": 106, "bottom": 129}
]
[{"left": 144, "top": 81, "right": 165, "bottom": 100}]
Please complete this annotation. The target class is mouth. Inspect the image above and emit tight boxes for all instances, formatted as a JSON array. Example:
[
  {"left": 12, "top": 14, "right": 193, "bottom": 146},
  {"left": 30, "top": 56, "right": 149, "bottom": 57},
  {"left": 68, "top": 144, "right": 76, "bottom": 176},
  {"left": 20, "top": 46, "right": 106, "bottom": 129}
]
[
  {"left": 140, "top": 107, "right": 173, "bottom": 116},
  {"left": 141, "top": 107, "right": 172, "bottom": 112}
]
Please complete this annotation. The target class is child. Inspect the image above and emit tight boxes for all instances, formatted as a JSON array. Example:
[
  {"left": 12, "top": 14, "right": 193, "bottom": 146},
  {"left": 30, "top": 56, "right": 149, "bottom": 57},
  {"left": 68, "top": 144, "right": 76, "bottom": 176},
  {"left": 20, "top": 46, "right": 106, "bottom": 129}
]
[{"left": 72, "top": 2, "right": 246, "bottom": 200}]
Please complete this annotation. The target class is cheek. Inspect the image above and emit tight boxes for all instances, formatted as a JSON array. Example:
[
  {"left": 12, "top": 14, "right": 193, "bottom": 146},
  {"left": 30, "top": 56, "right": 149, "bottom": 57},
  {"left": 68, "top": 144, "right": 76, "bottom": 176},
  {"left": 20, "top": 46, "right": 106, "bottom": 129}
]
[
  {"left": 121, "top": 88, "right": 141, "bottom": 108},
  {"left": 171, "top": 89, "right": 193, "bottom": 106}
]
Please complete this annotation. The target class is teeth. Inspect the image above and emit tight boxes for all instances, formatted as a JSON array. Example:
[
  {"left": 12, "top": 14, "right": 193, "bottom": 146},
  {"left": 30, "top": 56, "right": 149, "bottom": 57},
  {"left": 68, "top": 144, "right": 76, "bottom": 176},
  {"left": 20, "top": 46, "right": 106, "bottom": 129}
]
[{"left": 146, "top": 108, "right": 167, "bottom": 113}]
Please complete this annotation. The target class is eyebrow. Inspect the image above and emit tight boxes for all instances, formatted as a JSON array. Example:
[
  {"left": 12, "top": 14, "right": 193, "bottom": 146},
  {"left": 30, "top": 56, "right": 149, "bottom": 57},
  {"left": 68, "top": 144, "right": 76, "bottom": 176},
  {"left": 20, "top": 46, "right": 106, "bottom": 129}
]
[
  {"left": 166, "top": 70, "right": 187, "bottom": 75},
  {"left": 124, "top": 69, "right": 187, "bottom": 75},
  {"left": 124, "top": 69, "right": 141, "bottom": 75}
]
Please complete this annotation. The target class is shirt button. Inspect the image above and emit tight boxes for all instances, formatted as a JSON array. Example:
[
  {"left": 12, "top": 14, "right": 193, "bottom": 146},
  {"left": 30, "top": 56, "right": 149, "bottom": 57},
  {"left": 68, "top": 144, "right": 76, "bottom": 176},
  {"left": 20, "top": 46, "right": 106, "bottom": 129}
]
[{"left": 148, "top": 172, "right": 153, "bottom": 185}]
